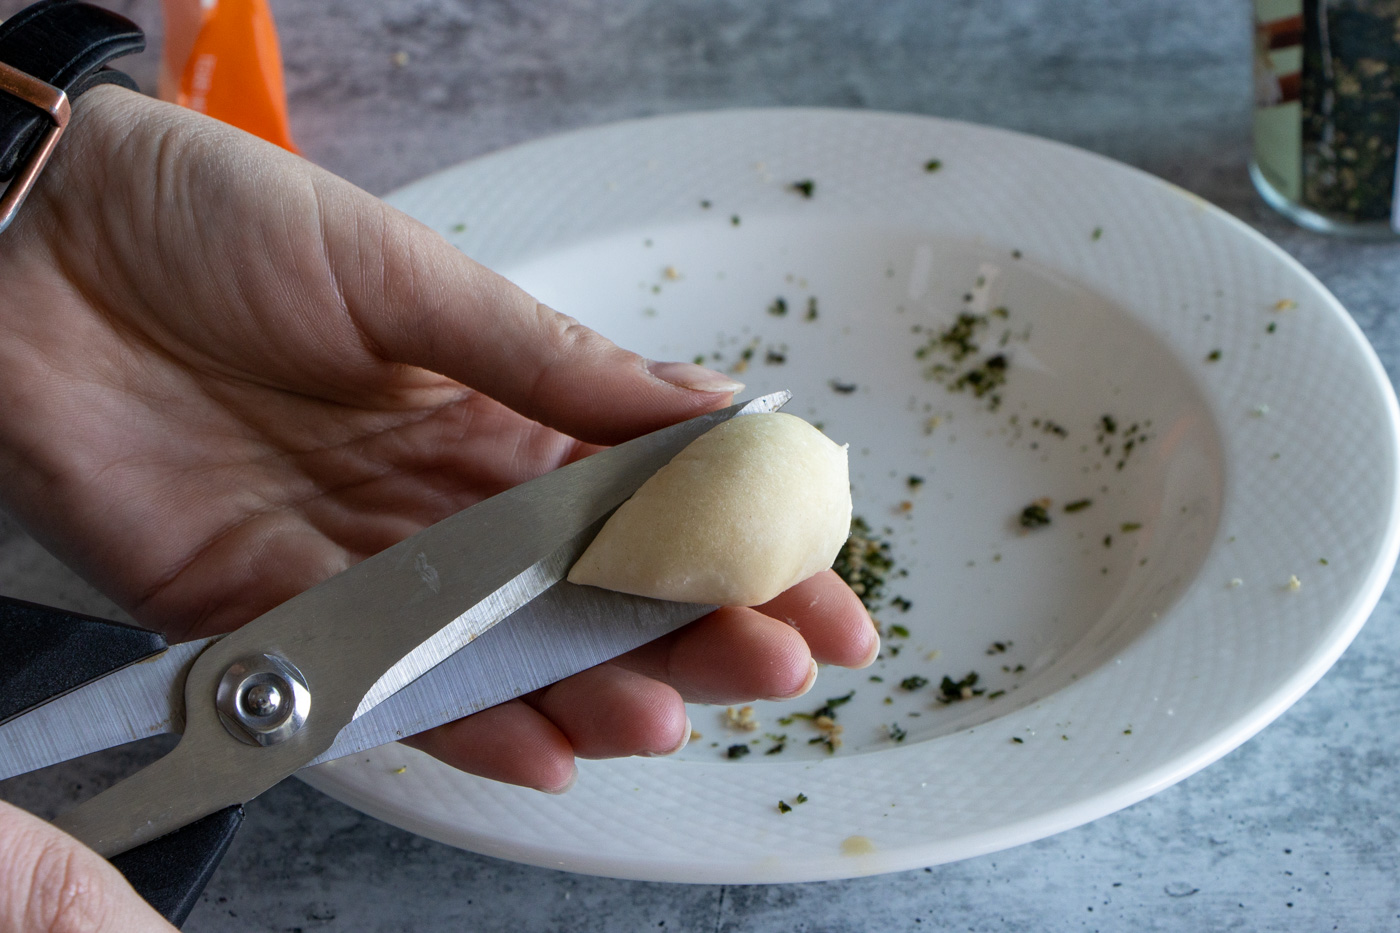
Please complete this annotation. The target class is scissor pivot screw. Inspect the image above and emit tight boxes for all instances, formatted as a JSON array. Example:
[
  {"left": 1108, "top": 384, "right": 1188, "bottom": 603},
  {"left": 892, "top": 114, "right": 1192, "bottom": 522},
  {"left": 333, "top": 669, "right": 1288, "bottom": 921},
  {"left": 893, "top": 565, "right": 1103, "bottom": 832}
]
[
  {"left": 216, "top": 654, "right": 311, "bottom": 747},
  {"left": 242, "top": 682, "right": 282, "bottom": 718}
]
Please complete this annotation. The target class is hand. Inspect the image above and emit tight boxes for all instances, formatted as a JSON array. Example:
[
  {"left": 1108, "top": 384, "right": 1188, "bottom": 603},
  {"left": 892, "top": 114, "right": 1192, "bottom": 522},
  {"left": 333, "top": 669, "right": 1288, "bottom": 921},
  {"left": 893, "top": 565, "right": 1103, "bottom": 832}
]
[
  {"left": 0, "top": 87, "right": 877, "bottom": 792},
  {"left": 0, "top": 801, "right": 173, "bottom": 932}
]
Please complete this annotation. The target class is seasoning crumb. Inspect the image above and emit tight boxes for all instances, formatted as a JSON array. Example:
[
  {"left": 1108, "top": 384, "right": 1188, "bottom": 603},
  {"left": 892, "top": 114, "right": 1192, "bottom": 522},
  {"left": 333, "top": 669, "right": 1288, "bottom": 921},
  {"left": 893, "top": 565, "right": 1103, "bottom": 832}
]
[
  {"left": 730, "top": 214, "right": 741, "bottom": 226},
  {"left": 1091, "top": 226, "right": 1104, "bottom": 241},
  {"left": 805, "top": 297, "right": 819, "bottom": 321},
  {"left": 391, "top": 50, "right": 410, "bottom": 68},
  {"left": 768, "top": 296, "right": 788, "bottom": 317},
  {"left": 392, "top": 765, "right": 408, "bottom": 774},
  {"left": 937, "top": 672, "right": 983, "bottom": 703},
  {"left": 777, "top": 800, "right": 793, "bottom": 813},
  {"left": 725, "top": 744, "right": 750, "bottom": 759},
  {"left": 1252, "top": 404, "right": 1270, "bottom": 417},
  {"left": 1063, "top": 498, "right": 1093, "bottom": 513},
  {"left": 789, "top": 179, "right": 816, "bottom": 198},
  {"left": 1228, "top": 578, "right": 1244, "bottom": 588},
  {"left": 887, "top": 723, "right": 908, "bottom": 743},
  {"left": 830, "top": 379, "right": 858, "bottom": 394},
  {"left": 1011, "top": 736, "right": 1024, "bottom": 744},
  {"left": 690, "top": 730, "right": 703, "bottom": 742},
  {"left": 1274, "top": 298, "right": 1298, "bottom": 311},
  {"left": 811, "top": 715, "right": 844, "bottom": 752},
  {"left": 724, "top": 705, "right": 760, "bottom": 732},
  {"left": 923, "top": 159, "right": 943, "bottom": 173},
  {"left": 1206, "top": 349, "right": 1222, "bottom": 362},
  {"left": 1019, "top": 499, "right": 1053, "bottom": 529},
  {"left": 663, "top": 266, "right": 682, "bottom": 281},
  {"left": 899, "top": 675, "right": 929, "bottom": 691},
  {"left": 1287, "top": 574, "right": 1302, "bottom": 591}
]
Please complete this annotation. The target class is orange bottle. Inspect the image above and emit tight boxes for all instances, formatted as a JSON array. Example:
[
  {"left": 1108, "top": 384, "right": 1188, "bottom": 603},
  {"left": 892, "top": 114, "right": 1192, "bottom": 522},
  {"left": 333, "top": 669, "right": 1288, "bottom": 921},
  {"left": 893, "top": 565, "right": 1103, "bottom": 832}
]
[{"left": 158, "top": 0, "right": 297, "bottom": 152}]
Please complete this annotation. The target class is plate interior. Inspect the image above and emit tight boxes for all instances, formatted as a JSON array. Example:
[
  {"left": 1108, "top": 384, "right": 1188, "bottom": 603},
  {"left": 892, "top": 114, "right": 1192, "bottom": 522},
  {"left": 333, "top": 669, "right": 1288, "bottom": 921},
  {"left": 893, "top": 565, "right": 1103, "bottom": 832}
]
[{"left": 507, "top": 219, "right": 1224, "bottom": 757}]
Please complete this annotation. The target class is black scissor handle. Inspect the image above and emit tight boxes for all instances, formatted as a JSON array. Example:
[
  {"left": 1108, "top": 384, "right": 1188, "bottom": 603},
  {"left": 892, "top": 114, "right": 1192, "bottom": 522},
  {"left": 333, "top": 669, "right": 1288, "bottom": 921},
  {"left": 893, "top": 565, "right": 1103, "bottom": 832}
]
[
  {"left": 109, "top": 804, "right": 245, "bottom": 926},
  {"left": 0, "top": 594, "right": 166, "bottom": 723},
  {"left": 0, "top": 594, "right": 241, "bottom": 927}
]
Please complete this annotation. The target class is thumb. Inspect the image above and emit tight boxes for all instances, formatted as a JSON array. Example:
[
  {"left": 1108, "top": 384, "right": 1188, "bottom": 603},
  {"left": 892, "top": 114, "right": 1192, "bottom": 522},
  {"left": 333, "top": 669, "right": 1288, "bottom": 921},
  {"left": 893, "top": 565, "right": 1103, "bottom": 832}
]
[
  {"left": 316, "top": 176, "right": 746, "bottom": 445},
  {"left": 0, "top": 801, "right": 176, "bottom": 933}
]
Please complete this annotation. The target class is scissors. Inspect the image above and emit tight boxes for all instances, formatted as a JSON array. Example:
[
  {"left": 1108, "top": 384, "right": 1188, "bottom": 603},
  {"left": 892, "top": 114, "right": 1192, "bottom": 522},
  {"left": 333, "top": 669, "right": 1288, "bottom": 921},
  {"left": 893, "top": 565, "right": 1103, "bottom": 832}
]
[{"left": 0, "top": 390, "right": 790, "bottom": 926}]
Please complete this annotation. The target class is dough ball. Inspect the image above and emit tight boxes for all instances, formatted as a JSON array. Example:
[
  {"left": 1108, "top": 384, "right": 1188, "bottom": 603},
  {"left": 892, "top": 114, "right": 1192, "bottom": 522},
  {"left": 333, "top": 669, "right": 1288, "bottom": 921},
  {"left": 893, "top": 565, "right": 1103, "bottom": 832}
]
[{"left": 567, "top": 412, "right": 852, "bottom": 606}]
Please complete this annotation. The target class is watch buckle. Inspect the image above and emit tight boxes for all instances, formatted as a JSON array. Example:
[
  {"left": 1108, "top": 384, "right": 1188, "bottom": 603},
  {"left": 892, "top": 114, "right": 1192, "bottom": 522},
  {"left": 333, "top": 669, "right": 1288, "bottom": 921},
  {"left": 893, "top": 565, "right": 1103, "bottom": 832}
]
[{"left": 0, "top": 60, "right": 71, "bottom": 234}]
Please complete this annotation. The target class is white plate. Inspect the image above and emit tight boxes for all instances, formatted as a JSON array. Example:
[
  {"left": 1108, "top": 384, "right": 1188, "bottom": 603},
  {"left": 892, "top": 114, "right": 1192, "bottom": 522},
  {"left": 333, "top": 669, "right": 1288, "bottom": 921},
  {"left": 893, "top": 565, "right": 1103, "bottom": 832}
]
[{"left": 302, "top": 109, "right": 1400, "bottom": 882}]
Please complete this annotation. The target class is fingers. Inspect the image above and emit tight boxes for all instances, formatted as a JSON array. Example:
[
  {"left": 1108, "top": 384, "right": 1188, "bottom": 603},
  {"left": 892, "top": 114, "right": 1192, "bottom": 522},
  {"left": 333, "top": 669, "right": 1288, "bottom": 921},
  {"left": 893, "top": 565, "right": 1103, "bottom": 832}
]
[
  {"left": 615, "top": 606, "right": 818, "bottom": 705},
  {"left": 0, "top": 801, "right": 176, "bottom": 933},
  {"left": 616, "top": 571, "right": 878, "bottom": 704},
  {"left": 403, "top": 699, "right": 578, "bottom": 794},
  {"left": 312, "top": 173, "right": 746, "bottom": 446},
  {"left": 526, "top": 665, "right": 689, "bottom": 760},
  {"left": 755, "top": 570, "right": 880, "bottom": 668},
  {"left": 403, "top": 667, "right": 689, "bottom": 788}
]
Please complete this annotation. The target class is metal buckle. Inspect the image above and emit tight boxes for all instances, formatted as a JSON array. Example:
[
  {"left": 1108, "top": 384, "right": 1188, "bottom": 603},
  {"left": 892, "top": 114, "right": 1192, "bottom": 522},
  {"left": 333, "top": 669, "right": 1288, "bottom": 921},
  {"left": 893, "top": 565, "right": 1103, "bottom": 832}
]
[{"left": 0, "top": 60, "right": 71, "bottom": 234}]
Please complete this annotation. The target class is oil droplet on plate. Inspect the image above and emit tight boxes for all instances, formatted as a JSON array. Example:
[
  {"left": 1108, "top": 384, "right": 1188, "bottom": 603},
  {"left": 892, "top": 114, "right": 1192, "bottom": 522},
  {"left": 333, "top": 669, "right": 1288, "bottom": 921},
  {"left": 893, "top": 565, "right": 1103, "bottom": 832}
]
[{"left": 841, "top": 835, "right": 876, "bottom": 856}]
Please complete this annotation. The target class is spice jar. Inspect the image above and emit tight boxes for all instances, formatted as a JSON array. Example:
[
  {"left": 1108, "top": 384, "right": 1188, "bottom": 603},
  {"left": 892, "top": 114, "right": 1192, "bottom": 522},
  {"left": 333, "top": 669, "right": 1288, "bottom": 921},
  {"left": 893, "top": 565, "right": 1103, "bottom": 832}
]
[{"left": 1252, "top": 0, "right": 1400, "bottom": 236}]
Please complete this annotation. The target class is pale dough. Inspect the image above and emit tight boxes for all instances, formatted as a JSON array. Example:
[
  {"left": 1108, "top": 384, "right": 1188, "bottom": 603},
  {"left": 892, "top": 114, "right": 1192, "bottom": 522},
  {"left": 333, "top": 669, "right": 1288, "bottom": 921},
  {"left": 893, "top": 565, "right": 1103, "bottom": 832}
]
[{"left": 567, "top": 412, "right": 852, "bottom": 606}]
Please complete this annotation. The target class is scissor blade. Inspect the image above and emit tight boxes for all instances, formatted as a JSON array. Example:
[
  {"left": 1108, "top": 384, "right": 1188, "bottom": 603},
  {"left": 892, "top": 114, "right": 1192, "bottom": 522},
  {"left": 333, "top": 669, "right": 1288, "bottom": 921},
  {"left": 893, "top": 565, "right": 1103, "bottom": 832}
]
[
  {"left": 0, "top": 638, "right": 211, "bottom": 781},
  {"left": 312, "top": 549, "right": 710, "bottom": 765}
]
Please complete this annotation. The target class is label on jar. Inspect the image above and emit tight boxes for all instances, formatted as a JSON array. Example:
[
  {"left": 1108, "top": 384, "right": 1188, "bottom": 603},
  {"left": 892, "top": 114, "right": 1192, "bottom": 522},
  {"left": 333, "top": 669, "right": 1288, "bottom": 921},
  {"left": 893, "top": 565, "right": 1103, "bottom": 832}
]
[{"left": 1253, "top": 0, "right": 1305, "bottom": 203}]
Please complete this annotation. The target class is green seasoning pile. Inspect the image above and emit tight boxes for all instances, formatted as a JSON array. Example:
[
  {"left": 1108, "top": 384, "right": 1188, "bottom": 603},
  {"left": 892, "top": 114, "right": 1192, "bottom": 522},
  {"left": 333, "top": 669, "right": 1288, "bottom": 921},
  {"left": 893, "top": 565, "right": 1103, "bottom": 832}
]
[{"left": 833, "top": 517, "right": 895, "bottom": 611}]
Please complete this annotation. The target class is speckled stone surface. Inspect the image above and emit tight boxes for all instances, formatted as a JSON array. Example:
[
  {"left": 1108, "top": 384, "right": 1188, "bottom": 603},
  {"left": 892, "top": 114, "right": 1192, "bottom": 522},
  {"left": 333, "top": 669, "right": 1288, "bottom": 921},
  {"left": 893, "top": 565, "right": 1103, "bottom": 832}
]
[{"left": 1, "top": 1, "right": 1398, "bottom": 930}]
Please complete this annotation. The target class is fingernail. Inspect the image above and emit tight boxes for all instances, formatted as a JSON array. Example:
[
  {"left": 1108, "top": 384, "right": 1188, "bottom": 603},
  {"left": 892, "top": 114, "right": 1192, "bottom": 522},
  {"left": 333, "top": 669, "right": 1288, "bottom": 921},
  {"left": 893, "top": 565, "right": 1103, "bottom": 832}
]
[
  {"left": 857, "top": 630, "right": 882, "bottom": 669},
  {"left": 540, "top": 763, "right": 578, "bottom": 795},
  {"left": 646, "top": 360, "right": 746, "bottom": 394},
  {"left": 642, "top": 714, "right": 692, "bottom": 757},
  {"left": 766, "top": 658, "right": 818, "bottom": 701}
]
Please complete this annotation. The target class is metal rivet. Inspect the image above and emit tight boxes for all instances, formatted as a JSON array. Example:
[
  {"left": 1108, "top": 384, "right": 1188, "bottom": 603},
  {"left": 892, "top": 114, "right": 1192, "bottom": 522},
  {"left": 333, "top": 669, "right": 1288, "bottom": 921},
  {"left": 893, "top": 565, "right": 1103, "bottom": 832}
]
[
  {"left": 241, "top": 682, "right": 283, "bottom": 719},
  {"left": 215, "top": 655, "right": 311, "bottom": 747}
]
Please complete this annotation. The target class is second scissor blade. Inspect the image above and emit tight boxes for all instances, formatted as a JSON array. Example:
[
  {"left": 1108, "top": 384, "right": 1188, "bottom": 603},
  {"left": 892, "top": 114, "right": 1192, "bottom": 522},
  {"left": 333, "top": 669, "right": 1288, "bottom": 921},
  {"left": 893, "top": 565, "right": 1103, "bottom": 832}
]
[
  {"left": 0, "top": 637, "right": 211, "bottom": 781},
  {"left": 308, "top": 576, "right": 712, "bottom": 766}
]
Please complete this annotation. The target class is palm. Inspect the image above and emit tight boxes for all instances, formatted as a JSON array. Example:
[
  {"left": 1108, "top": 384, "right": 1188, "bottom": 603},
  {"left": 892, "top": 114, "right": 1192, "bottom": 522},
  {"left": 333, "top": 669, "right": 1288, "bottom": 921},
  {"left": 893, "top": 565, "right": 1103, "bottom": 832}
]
[{"left": 2, "top": 92, "right": 598, "bottom": 640}]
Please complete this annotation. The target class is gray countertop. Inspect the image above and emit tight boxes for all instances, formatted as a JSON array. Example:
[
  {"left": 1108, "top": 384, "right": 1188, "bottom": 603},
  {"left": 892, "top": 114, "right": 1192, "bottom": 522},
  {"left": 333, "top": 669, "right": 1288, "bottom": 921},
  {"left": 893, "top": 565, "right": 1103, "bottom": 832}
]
[{"left": 2, "top": 1, "right": 1398, "bottom": 930}]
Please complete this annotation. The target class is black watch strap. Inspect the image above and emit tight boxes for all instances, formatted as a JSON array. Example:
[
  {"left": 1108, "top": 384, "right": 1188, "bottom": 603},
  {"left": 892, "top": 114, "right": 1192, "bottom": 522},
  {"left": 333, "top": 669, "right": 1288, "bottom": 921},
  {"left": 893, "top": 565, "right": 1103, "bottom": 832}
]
[{"left": 0, "top": 0, "right": 143, "bottom": 229}]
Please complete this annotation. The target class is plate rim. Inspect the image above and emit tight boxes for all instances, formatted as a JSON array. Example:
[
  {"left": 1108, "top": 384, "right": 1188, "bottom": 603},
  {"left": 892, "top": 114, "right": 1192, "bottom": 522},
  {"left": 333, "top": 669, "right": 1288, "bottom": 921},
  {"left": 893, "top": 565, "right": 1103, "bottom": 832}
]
[{"left": 304, "top": 106, "right": 1400, "bottom": 882}]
